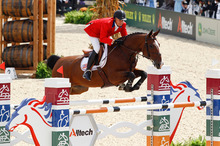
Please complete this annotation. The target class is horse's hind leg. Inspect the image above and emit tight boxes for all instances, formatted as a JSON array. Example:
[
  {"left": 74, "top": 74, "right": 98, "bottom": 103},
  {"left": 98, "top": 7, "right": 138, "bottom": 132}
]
[
  {"left": 70, "top": 85, "right": 89, "bottom": 95},
  {"left": 132, "top": 69, "right": 147, "bottom": 91}
]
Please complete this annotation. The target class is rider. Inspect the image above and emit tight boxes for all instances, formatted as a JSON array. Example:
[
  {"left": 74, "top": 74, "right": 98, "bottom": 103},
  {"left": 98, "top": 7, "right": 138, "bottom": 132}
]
[{"left": 83, "top": 10, "right": 128, "bottom": 81}]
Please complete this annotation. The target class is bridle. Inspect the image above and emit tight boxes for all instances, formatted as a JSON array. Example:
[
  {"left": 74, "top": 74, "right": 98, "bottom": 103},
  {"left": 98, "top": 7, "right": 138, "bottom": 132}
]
[
  {"left": 144, "top": 35, "right": 161, "bottom": 60},
  {"left": 116, "top": 34, "right": 161, "bottom": 60}
]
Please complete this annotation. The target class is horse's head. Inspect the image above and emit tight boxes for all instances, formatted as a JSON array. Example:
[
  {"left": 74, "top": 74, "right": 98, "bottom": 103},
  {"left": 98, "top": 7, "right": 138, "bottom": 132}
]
[
  {"left": 114, "top": 30, "right": 162, "bottom": 69},
  {"left": 143, "top": 30, "right": 162, "bottom": 69},
  {"left": 171, "top": 81, "right": 204, "bottom": 110},
  {"left": 5, "top": 98, "right": 35, "bottom": 131},
  {"left": 6, "top": 97, "right": 52, "bottom": 132}
]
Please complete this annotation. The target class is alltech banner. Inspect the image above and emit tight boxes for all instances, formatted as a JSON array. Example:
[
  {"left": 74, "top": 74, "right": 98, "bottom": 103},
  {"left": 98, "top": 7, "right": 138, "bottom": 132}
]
[
  {"left": 156, "top": 9, "right": 196, "bottom": 40},
  {"left": 123, "top": 4, "right": 156, "bottom": 30},
  {"left": 196, "top": 16, "right": 219, "bottom": 46}
]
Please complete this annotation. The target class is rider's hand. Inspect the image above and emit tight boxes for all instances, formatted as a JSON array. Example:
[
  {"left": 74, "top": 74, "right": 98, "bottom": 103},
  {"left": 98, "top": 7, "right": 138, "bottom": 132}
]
[{"left": 114, "top": 39, "right": 124, "bottom": 45}]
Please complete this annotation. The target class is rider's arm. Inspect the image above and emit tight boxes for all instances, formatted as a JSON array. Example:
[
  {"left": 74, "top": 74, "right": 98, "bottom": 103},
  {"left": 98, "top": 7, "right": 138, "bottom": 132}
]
[{"left": 99, "top": 23, "right": 114, "bottom": 46}]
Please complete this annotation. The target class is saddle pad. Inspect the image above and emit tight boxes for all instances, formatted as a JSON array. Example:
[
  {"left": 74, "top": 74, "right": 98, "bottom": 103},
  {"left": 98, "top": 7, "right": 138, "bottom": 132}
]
[{"left": 80, "top": 44, "right": 108, "bottom": 71}]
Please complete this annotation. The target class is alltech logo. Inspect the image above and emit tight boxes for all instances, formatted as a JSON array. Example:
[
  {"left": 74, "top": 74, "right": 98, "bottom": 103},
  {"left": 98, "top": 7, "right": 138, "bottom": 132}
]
[
  {"left": 177, "top": 17, "right": 193, "bottom": 35},
  {"left": 70, "top": 128, "right": 93, "bottom": 137},
  {"left": 157, "top": 13, "right": 173, "bottom": 31}
]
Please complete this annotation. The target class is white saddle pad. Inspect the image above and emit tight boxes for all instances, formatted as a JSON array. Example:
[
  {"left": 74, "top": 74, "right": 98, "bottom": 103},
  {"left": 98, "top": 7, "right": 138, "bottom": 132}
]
[{"left": 80, "top": 44, "right": 108, "bottom": 71}]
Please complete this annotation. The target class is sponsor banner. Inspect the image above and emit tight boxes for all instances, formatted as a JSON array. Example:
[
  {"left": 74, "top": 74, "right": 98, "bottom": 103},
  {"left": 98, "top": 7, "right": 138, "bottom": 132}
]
[
  {"left": 196, "top": 16, "right": 219, "bottom": 45},
  {"left": 122, "top": 4, "right": 156, "bottom": 30},
  {"left": 156, "top": 9, "right": 196, "bottom": 40},
  {"left": 70, "top": 115, "right": 98, "bottom": 146}
]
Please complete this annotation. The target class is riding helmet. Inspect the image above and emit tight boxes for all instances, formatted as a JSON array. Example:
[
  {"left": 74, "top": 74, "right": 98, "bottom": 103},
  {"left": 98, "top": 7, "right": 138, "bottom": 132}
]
[{"left": 114, "top": 10, "right": 126, "bottom": 21}]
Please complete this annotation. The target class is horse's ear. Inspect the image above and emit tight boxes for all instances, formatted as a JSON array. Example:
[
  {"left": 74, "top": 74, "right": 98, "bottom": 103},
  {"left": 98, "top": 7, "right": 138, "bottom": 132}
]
[
  {"left": 153, "top": 29, "right": 160, "bottom": 37},
  {"left": 148, "top": 30, "right": 153, "bottom": 37}
]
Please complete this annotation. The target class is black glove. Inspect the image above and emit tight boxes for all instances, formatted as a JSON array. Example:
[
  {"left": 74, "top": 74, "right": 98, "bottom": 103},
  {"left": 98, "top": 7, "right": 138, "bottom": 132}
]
[{"left": 115, "top": 39, "right": 124, "bottom": 45}]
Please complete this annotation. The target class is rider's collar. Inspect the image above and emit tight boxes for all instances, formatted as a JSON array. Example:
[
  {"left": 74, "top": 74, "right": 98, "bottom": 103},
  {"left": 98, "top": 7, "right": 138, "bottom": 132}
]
[{"left": 112, "top": 20, "right": 122, "bottom": 28}]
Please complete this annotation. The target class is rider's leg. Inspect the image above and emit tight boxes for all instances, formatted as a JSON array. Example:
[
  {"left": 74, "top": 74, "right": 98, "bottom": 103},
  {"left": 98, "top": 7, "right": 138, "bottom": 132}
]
[{"left": 83, "top": 36, "right": 100, "bottom": 81}]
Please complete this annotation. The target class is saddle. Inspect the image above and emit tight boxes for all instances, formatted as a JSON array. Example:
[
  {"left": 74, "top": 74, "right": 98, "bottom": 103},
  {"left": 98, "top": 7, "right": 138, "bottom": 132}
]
[
  {"left": 82, "top": 44, "right": 112, "bottom": 87},
  {"left": 82, "top": 44, "right": 104, "bottom": 65}
]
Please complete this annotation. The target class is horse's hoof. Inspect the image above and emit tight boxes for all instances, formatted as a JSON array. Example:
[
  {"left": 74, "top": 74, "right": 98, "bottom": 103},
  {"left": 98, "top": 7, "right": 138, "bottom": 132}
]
[
  {"left": 118, "top": 84, "right": 125, "bottom": 90},
  {"left": 124, "top": 86, "right": 133, "bottom": 92}
]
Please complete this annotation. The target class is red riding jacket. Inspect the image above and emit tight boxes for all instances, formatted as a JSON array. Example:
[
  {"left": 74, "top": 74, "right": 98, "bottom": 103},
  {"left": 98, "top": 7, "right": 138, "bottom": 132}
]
[{"left": 84, "top": 17, "right": 128, "bottom": 46}]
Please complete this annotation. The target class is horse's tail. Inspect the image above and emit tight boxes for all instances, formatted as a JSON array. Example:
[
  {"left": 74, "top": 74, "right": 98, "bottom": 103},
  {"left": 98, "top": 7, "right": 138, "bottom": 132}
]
[{"left": 47, "top": 55, "right": 61, "bottom": 69}]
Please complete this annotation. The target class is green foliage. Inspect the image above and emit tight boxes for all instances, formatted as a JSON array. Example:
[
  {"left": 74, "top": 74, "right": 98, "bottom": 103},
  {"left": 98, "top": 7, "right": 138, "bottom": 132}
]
[
  {"left": 171, "top": 136, "right": 206, "bottom": 146},
  {"left": 36, "top": 62, "right": 52, "bottom": 78},
  {"left": 64, "top": 10, "right": 94, "bottom": 24}
]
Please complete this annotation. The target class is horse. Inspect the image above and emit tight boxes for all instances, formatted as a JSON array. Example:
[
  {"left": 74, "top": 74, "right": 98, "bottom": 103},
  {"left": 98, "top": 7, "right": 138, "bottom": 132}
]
[
  {"left": 47, "top": 30, "right": 163, "bottom": 95},
  {"left": 169, "top": 81, "right": 204, "bottom": 143},
  {"left": 5, "top": 97, "right": 53, "bottom": 146}
]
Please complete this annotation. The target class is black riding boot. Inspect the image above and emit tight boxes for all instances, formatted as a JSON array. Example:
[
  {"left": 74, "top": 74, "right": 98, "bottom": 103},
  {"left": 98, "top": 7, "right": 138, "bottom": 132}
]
[{"left": 83, "top": 50, "right": 97, "bottom": 81}]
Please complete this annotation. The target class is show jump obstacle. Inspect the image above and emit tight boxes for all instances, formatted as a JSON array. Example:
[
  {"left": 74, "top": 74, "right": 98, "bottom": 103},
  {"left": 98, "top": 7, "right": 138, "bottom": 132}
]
[{"left": 0, "top": 66, "right": 219, "bottom": 145}]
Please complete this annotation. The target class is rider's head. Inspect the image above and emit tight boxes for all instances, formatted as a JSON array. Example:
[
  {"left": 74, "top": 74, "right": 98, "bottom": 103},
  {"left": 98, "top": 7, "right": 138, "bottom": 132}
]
[{"left": 114, "top": 10, "right": 126, "bottom": 27}]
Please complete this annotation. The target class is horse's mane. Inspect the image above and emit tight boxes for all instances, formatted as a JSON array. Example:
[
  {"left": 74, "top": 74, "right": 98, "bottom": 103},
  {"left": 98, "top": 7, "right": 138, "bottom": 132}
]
[
  {"left": 171, "top": 81, "right": 200, "bottom": 98},
  {"left": 118, "top": 32, "right": 145, "bottom": 41}
]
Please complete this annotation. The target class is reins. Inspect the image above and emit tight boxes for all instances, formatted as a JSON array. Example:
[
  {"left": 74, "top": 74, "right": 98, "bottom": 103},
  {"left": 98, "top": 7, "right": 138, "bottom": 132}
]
[{"left": 101, "top": 33, "right": 160, "bottom": 62}]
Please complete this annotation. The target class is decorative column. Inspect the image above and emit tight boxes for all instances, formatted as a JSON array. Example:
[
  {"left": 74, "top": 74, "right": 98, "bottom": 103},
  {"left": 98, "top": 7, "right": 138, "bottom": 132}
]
[
  {"left": 146, "top": 65, "right": 172, "bottom": 146},
  {"left": 45, "top": 78, "right": 71, "bottom": 146},
  {"left": 206, "top": 69, "right": 220, "bottom": 146},
  {"left": 0, "top": 74, "right": 11, "bottom": 145}
]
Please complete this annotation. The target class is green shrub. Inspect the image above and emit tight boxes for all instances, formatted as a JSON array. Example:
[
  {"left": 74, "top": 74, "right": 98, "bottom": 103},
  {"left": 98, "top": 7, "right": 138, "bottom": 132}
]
[
  {"left": 36, "top": 62, "right": 52, "bottom": 78},
  {"left": 64, "top": 10, "right": 94, "bottom": 24},
  {"left": 171, "top": 136, "right": 206, "bottom": 146}
]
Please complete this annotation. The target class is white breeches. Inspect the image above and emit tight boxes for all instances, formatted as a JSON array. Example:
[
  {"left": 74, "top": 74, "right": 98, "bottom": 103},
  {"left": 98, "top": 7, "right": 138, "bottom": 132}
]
[{"left": 88, "top": 36, "right": 100, "bottom": 54}]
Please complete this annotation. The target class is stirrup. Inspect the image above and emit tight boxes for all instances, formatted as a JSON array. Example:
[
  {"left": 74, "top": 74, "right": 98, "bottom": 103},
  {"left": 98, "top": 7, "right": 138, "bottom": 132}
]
[{"left": 83, "top": 70, "right": 92, "bottom": 81}]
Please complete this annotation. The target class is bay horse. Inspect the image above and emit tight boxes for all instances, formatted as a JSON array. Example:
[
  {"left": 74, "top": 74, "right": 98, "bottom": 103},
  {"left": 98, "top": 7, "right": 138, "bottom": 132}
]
[{"left": 47, "top": 30, "right": 163, "bottom": 95}]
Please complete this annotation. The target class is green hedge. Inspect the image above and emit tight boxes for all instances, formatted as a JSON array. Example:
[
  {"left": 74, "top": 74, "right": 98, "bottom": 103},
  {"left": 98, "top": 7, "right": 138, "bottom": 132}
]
[
  {"left": 64, "top": 10, "right": 94, "bottom": 24},
  {"left": 171, "top": 136, "right": 206, "bottom": 146},
  {"left": 36, "top": 62, "right": 52, "bottom": 78}
]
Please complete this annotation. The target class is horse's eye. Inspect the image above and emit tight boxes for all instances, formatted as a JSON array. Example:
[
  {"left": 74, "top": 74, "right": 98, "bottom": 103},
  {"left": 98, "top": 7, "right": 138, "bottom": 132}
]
[{"left": 149, "top": 44, "right": 153, "bottom": 48}]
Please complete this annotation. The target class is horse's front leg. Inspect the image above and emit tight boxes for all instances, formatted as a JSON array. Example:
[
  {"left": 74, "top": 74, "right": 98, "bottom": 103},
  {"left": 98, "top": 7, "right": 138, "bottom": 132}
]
[
  {"left": 132, "top": 69, "right": 147, "bottom": 91},
  {"left": 124, "top": 72, "right": 136, "bottom": 92}
]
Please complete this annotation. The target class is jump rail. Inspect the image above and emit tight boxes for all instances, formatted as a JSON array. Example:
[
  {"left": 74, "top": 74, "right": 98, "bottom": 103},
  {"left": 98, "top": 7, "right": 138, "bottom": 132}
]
[
  {"left": 70, "top": 96, "right": 152, "bottom": 106},
  {"left": 71, "top": 100, "right": 211, "bottom": 114}
]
